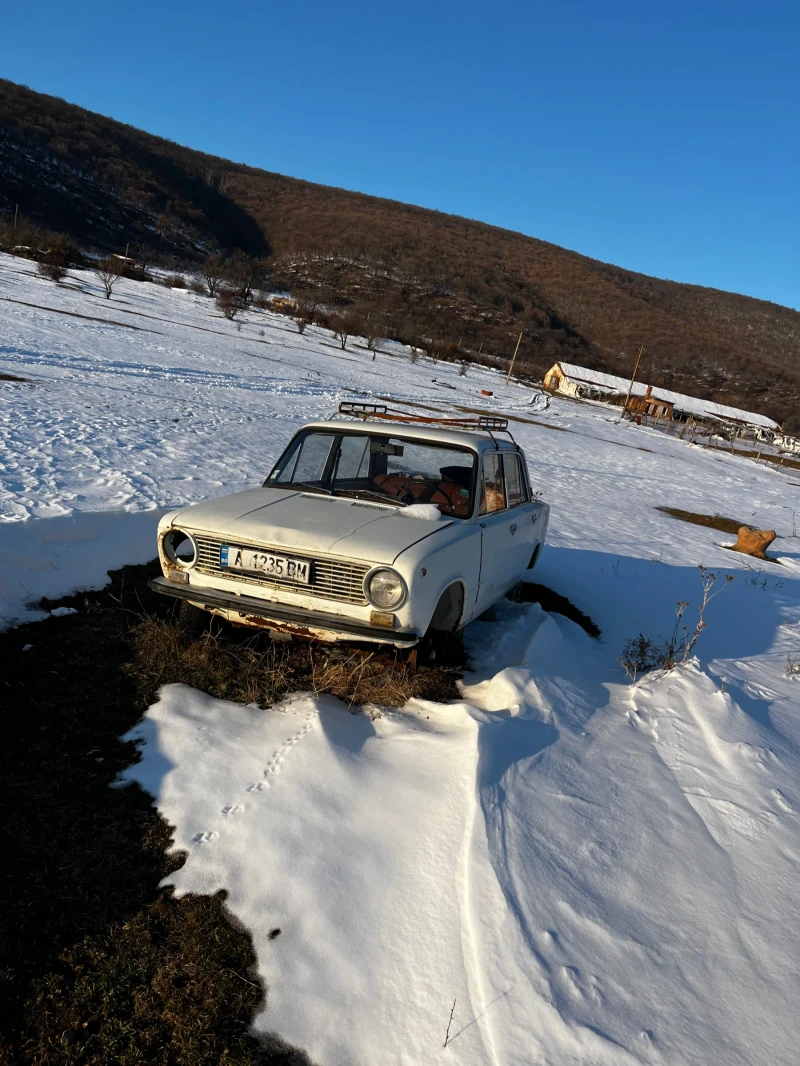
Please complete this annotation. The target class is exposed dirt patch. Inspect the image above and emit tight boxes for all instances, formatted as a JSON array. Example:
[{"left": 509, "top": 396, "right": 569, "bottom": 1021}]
[
  {"left": 514, "top": 582, "right": 601, "bottom": 638},
  {"left": 0, "top": 371, "right": 29, "bottom": 382},
  {"left": 454, "top": 403, "right": 570, "bottom": 432},
  {"left": 0, "top": 560, "right": 320, "bottom": 1065},
  {"left": 1, "top": 556, "right": 464, "bottom": 1061},
  {"left": 656, "top": 506, "right": 744, "bottom": 536},
  {"left": 656, "top": 506, "right": 783, "bottom": 563}
]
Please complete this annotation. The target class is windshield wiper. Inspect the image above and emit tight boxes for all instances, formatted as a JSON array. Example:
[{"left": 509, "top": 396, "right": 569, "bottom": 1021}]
[
  {"left": 336, "top": 487, "right": 400, "bottom": 506},
  {"left": 290, "top": 482, "right": 336, "bottom": 496}
]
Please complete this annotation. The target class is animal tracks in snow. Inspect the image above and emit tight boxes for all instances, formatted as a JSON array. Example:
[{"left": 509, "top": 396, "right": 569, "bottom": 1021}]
[
  {"left": 192, "top": 703, "right": 319, "bottom": 845},
  {"left": 247, "top": 706, "right": 318, "bottom": 793},
  {"left": 193, "top": 830, "right": 218, "bottom": 844}
]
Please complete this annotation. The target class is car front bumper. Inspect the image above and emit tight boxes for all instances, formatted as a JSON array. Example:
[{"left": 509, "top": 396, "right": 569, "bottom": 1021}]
[{"left": 148, "top": 577, "right": 422, "bottom": 646}]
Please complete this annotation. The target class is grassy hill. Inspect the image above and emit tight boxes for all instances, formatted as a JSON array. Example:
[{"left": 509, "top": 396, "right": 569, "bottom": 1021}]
[{"left": 1, "top": 77, "right": 798, "bottom": 431}]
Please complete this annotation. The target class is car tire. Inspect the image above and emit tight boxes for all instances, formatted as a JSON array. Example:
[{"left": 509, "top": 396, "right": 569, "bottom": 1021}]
[
  {"left": 177, "top": 598, "right": 207, "bottom": 635},
  {"left": 505, "top": 582, "right": 524, "bottom": 602},
  {"left": 418, "top": 627, "right": 464, "bottom": 667}
]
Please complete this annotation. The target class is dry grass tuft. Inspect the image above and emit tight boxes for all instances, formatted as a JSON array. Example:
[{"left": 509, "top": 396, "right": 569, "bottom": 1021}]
[{"left": 129, "top": 617, "right": 460, "bottom": 709}]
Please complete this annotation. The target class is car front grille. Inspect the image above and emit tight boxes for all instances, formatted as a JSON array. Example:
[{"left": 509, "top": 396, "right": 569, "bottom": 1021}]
[{"left": 192, "top": 535, "right": 370, "bottom": 605}]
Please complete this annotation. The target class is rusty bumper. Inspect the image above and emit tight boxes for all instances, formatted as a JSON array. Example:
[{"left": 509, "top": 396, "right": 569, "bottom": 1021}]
[{"left": 148, "top": 577, "right": 422, "bottom": 645}]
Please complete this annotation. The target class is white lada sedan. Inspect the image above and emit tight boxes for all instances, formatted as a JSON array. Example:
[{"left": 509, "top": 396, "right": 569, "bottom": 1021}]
[{"left": 149, "top": 405, "right": 549, "bottom": 649}]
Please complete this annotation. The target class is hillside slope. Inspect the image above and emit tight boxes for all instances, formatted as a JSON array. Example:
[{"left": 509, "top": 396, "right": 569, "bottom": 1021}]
[
  {"left": 2, "top": 253, "right": 800, "bottom": 1064},
  {"left": 1, "top": 78, "right": 798, "bottom": 430}
]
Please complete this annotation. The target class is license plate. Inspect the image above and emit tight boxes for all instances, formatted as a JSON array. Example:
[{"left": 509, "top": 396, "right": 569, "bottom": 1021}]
[{"left": 220, "top": 545, "right": 310, "bottom": 584}]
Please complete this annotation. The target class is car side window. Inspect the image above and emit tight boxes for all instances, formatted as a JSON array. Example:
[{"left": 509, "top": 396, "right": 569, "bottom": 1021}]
[
  {"left": 504, "top": 453, "right": 528, "bottom": 507},
  {"left": 479, "top": 453, "right": 506, "bottom": 514}
]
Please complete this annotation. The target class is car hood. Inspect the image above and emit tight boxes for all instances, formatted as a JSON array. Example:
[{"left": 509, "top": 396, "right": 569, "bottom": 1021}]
[{"left": 171, "top": 488, "right": 457, "bottom": 564}]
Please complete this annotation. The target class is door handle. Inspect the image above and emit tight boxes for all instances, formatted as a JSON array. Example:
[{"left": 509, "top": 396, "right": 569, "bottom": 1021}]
[{"left": 510, "top": 523, "right": 517, "bottom": 534}]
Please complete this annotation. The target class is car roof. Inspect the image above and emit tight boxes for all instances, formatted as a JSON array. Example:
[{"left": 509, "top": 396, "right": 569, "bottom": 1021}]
[{"left": 301, "top": 419, "right": 519, "bottom": 452}]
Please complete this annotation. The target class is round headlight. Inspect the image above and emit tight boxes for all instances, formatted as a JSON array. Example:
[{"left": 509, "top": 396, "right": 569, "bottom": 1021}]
[
  {"left": 163, "top": 528, "right": 197, "bottom": 568},
  {"left": 365, "top": 568, "right": 407, "bottom": 610}
]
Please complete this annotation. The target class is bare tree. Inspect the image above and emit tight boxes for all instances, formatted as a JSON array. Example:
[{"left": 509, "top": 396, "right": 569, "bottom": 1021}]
[
  {"left": 202, "top": 254, "right": 227, "bottom": 298},
  {"left": 226, "top": 250, "right": 269, "bottom": 307},
  {"left": 216, "top": 288, "right": 241, "bottom": 320},
  {"left": 95, "top": 256, "right": 125, "bottom": 299},
  {"left": 331, "top": 311, "right": 358, "bottom": 351},
  {"left": 363, "top": 311, "right": 384, "bottom": 360},
  {"left": 133, "top": 241, "right": 155, "bottom": 276},
  {"left": 293, "top": 289, "right": 321, "bottom": 334}
]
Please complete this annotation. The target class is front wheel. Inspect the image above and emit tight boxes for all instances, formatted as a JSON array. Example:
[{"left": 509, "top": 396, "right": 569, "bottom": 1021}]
[{"left": 417, "top": 627, "right": 464, "bottom": 667}]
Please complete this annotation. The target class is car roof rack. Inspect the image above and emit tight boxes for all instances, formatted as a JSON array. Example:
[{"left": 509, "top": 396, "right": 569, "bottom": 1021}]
[{"left": 335, "top": 401, "right": 514, "bottom": 442}]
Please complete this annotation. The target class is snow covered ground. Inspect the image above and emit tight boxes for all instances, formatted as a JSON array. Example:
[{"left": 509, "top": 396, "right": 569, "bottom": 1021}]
[{"left": 3, "top": 252, "right": 800, "bottom": 1064}]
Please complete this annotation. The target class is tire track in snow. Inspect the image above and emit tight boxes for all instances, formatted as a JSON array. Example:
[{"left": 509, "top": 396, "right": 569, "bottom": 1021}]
[{"left": 456, "top": 731, "right": 503, "bottom": 1066}]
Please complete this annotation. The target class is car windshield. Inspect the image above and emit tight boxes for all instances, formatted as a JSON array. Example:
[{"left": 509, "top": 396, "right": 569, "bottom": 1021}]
[{"left": 266, "top": 430, "right": 476, "bottom": 518}]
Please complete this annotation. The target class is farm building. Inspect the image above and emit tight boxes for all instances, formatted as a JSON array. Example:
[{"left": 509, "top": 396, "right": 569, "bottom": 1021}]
[{"left": 543, "top": 361, "right": 781, "bottom": 435}]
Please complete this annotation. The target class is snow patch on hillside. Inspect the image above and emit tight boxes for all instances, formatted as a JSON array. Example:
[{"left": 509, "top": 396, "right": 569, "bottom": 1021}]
[{"left": 3, "top": 252, "right": 800, "bottom": 1064}]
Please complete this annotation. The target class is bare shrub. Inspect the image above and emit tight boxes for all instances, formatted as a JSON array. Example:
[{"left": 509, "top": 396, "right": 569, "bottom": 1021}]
[
  {"left": 129, "top": 617, "right": 458, "bottom": 707},
  {"left": 189, "top": 279, "right": 206, "bottom": 294},
  {"left": 37, "top": 250, "right": 68, "bottom": 283},
  {"left": 619, "top": 567, "right": 733, "bottom": 682},
  {"left": 459, "top": 359, "right": 469, "bottom": 377},
  {"left": 215, "top": 288, "right": 241, "bottom": 320},
  {"left": 409, "top": 348, "right": 420, "bottom": 364},
  {"left": 787, "top": 654, "right": 800, "bottom": 679},
  {"left": 94, "top": 256, "right": 125, "bottom": 299},
  {"left": 619, "top": 634, "right": 669, "bottom": 683},
  {"left": 164, "top": 274, "right": 186, "bottom": 289},
  {"left": 294, "top": 316, "right": 308, "bottom": 334}
]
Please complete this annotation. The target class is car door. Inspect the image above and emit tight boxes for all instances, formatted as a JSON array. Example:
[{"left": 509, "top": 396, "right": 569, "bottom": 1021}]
[
  {"left": 475, "top": 452, "right": 520, "bottom": 612},
  {"left": 502, "top": 451, "right": 540, "bottom": 577}
]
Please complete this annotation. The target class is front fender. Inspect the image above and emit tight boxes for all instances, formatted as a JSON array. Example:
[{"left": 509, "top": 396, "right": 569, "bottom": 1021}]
[{"left": 394, "top": 529, "right": 481, "bottom": 634}]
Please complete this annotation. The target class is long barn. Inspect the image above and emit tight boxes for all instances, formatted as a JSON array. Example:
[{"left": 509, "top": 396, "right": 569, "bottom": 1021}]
[{"left": 543, "top": 361, "right": 781, "bottom": 435}]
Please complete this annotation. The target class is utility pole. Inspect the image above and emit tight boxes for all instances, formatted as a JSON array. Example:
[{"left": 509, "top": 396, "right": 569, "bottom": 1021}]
[
  {"left": 13, "top": 203, "right": 19, "bottom": 236},
  {"left": 622, "top": 345, "right": 644, "bottom": 416},
  {"left": 505, "top": 331, "right": 523, "bottom": 385}
]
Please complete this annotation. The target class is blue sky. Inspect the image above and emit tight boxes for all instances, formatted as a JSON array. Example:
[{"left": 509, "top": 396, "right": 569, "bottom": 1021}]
[{"left": 2, "top": 0, "right": 797, "bottom": 308}]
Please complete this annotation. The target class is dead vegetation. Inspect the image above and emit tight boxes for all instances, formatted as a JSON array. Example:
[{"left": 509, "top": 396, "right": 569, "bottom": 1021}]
[
  {"left": 1, "top": 553, "right": 464, "bottom": 1061},
  {"left": 129, "top": 616, "right": 460, "bottom": 709},
  {"left": 0, "top": 560, "right": 327, "bottom": 1064},
  {"left": 619, "top": 566, "right": 733, "bottom": 682},
  {"left": 656, "top": 506, "right": 743, "bottom": 536}
]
